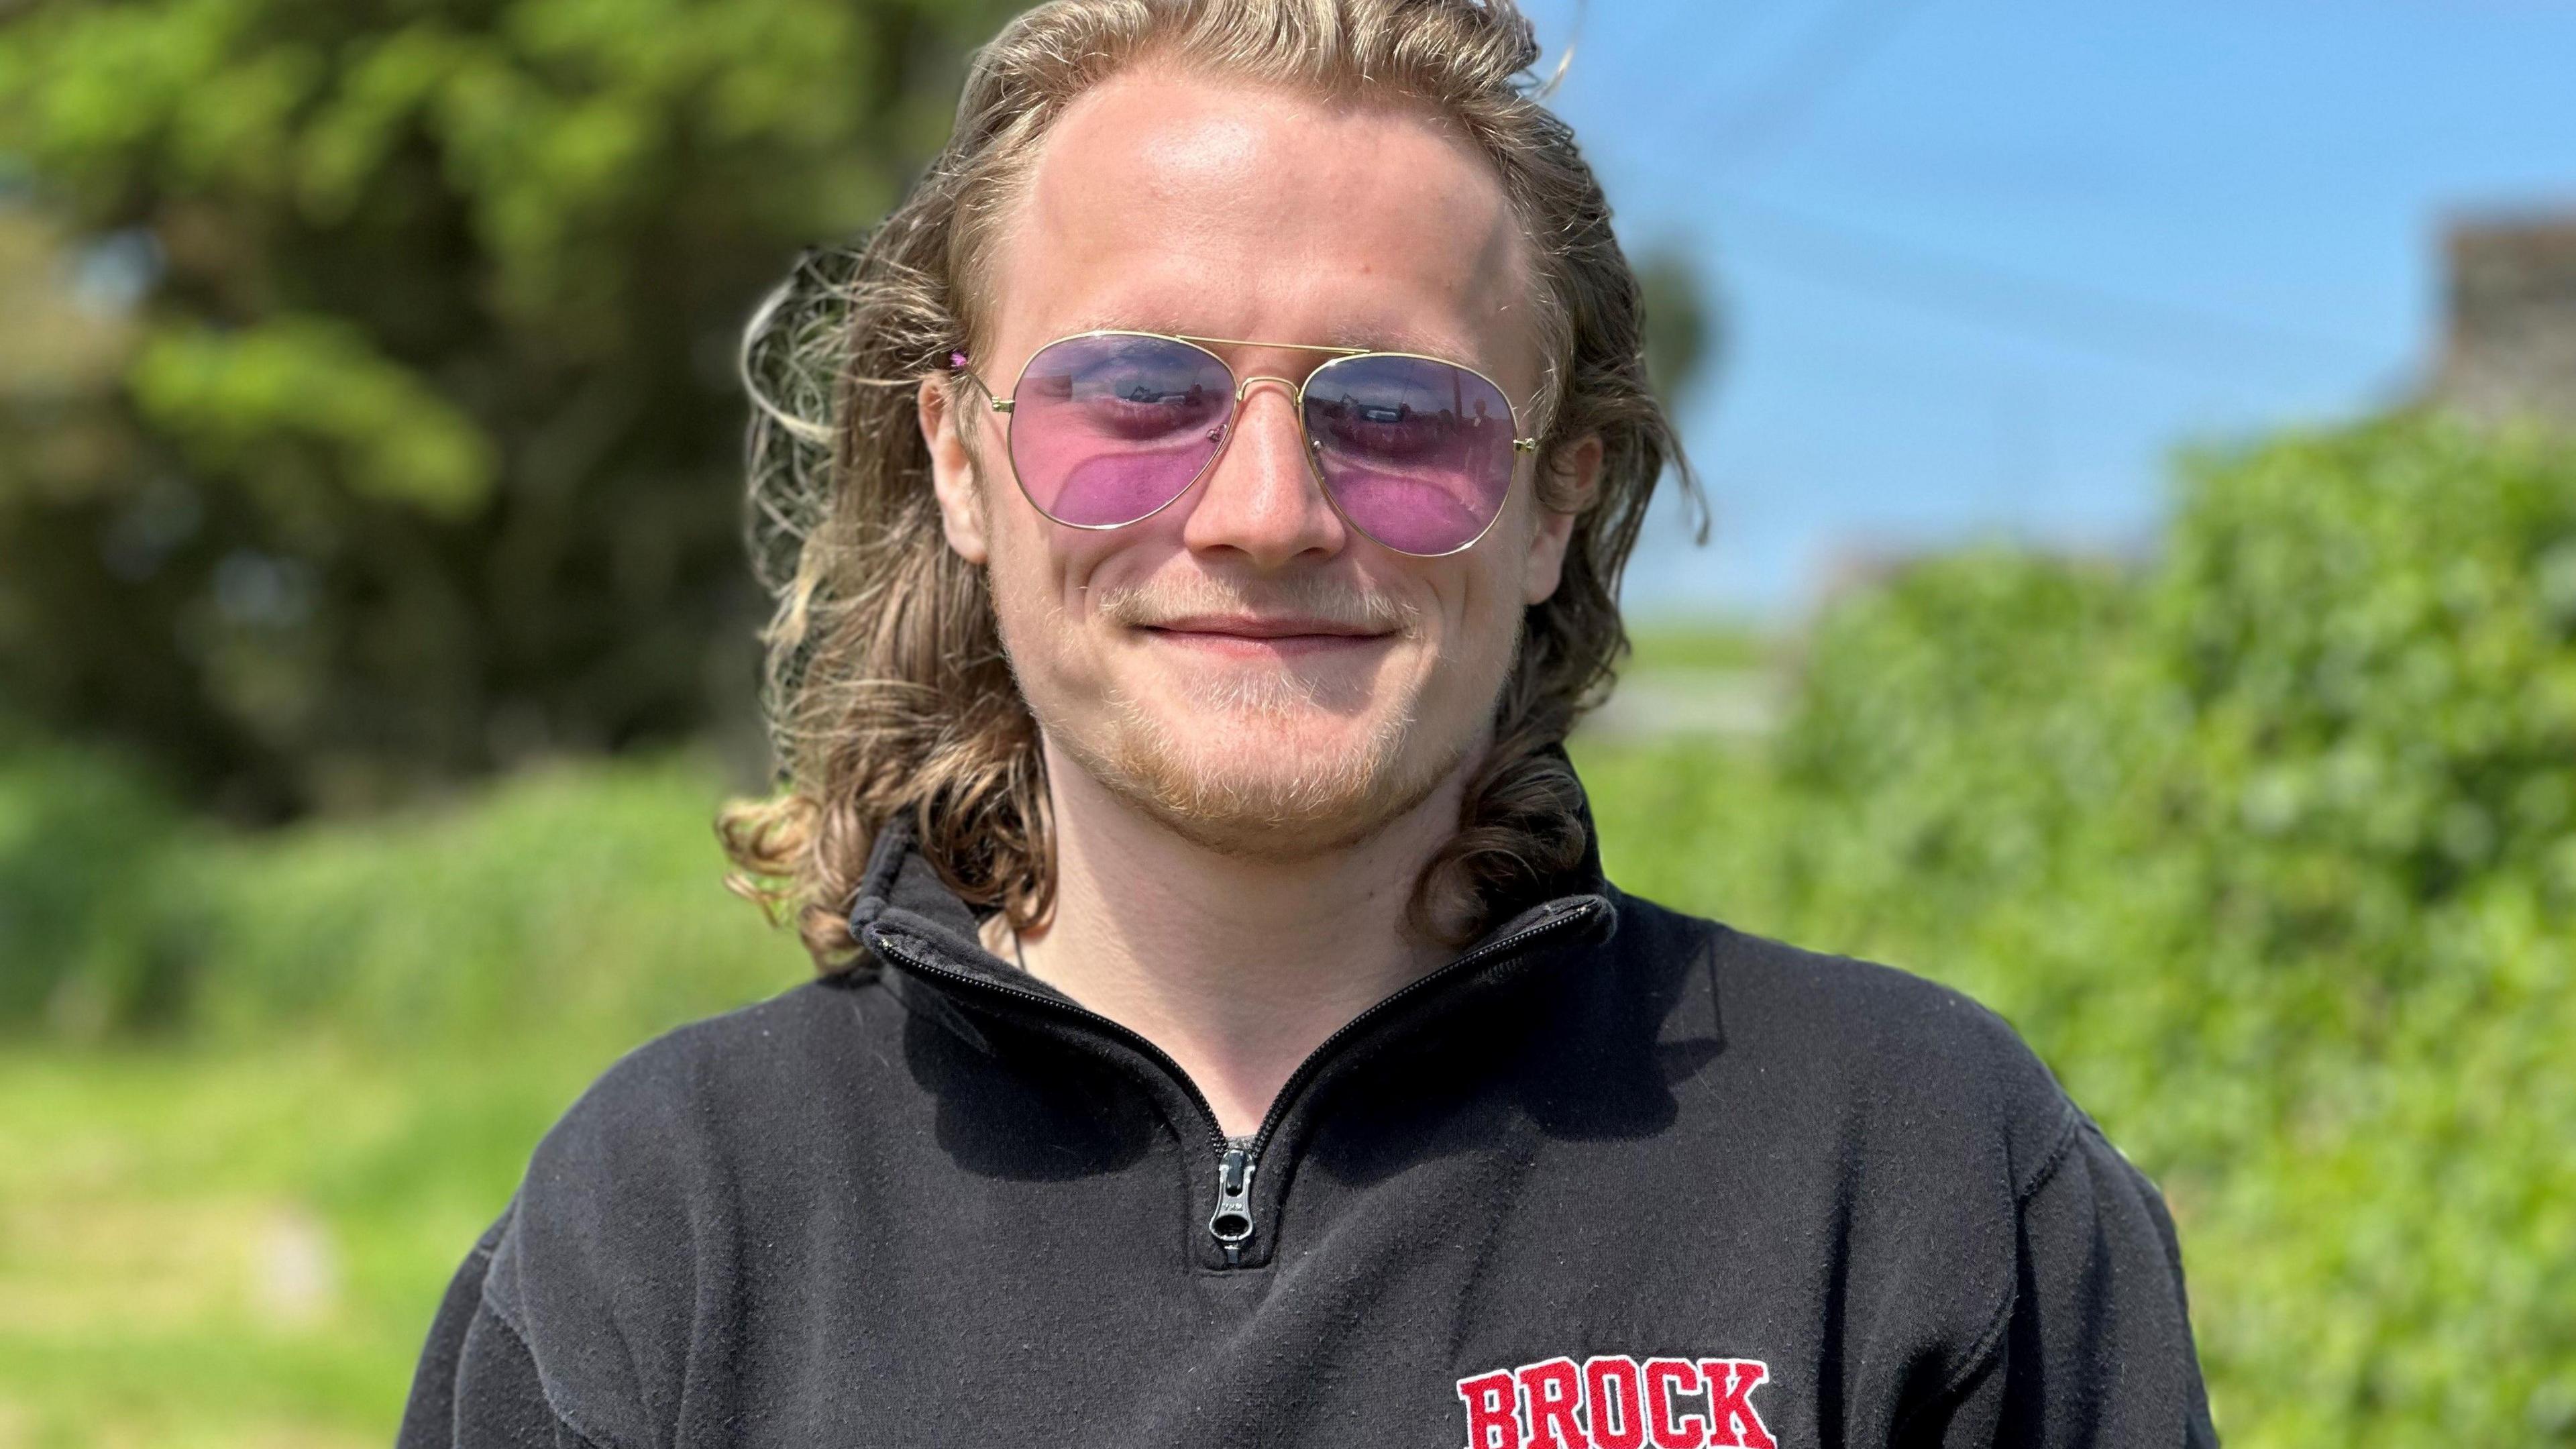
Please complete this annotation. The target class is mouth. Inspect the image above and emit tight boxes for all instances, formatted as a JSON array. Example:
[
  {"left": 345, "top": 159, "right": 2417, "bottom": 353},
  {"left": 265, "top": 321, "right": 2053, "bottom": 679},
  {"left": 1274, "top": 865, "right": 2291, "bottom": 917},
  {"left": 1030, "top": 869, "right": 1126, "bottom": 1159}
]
[{"left": 1137, "top": 615, "right": 1398, "bottom": 659}]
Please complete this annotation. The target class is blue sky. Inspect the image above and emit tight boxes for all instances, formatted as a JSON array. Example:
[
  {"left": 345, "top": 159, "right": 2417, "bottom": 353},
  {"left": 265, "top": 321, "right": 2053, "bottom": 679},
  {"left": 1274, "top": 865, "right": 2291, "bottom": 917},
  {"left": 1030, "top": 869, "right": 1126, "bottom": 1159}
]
[{"left": 1515, "top": 0, "right": 2576, "bottom": 619}]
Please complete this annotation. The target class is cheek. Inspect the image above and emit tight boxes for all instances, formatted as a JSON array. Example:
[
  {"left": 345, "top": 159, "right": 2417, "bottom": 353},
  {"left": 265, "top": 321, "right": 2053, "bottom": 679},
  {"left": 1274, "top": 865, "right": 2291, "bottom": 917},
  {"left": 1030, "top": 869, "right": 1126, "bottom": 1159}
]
[
  {"left": 975, "top": 504, "right": 1075, "bottom": 681},
  {"left": 1003, "top": 526, "right": 1171, "bottom": 621},
  {"left": 1452, "top": 512, "right": 1544, "bottom": 653},
  {"left": 1413, "top": 551, "right": 1525, "bottom": 699},
  {"left": 980, "top": 503, "right": 1172, "bottom": 669},
  {"left": 1459, "top": 561, "right": 1525, "bottom": 676}
]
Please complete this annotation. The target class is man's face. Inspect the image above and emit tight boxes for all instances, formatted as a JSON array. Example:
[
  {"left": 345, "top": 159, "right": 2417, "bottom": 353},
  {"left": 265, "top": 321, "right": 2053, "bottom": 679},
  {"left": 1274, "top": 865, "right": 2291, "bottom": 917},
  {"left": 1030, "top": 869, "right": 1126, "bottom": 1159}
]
[{"left": 922, "top": 66, "right": 1592, "bottom": 858}]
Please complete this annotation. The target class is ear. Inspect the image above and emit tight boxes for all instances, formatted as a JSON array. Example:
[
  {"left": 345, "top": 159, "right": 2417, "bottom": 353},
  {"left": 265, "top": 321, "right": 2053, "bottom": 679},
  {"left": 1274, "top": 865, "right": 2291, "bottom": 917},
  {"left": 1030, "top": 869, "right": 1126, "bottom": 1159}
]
[
  {"left": 1521, "top": 432, "right": 1602, "bottom": 606},
  {"left": 919, "top": 374, "right": 991, "bottom": 566}
]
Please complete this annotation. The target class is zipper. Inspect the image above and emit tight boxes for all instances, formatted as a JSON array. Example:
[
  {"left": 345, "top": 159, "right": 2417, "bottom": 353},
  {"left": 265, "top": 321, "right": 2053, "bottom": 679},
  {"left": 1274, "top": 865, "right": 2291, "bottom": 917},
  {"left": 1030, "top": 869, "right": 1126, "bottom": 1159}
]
[
  {"left": 866, "top": 896, "right": 1601, "bottom": 1263},
  {"left": 1210, "top": 1146, "right": 1256, "bottom": 1263}
]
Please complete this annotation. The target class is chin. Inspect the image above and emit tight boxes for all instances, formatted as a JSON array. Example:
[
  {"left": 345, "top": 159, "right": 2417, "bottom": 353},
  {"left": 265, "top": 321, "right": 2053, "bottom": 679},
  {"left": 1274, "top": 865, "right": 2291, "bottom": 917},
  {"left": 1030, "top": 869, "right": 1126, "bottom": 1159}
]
[{"left": 1077, "top": 686, "right": 1465, "bottom": 859}]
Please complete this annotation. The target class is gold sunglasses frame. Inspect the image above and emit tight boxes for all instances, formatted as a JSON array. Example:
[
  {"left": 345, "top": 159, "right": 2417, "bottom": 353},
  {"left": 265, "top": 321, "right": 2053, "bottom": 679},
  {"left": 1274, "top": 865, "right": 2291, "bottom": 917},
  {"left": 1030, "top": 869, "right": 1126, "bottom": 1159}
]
[{"left": 955, "top": 329, "right": 1542, "bottom": 559}]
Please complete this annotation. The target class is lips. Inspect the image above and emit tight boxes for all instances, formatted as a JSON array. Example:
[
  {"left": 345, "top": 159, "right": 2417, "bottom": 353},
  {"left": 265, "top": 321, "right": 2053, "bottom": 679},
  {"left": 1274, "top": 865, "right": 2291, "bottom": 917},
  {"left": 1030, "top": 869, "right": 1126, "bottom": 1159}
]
[
  {"left": 1138, "top": 616, "right": 1395, "bottom": 657},
  {"left": 1143, "top": 614, "right": 1389, "bottom": 641}
]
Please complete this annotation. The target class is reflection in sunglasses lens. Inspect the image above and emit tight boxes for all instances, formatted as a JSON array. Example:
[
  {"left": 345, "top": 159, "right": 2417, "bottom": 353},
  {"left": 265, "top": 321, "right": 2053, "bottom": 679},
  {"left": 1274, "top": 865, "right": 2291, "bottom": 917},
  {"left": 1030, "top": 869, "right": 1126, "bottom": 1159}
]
[
  {"left": 1303, "top": 354, "right": 1516, "bottom": 555},
  {"left": 1010, "top": 335, "right": 1232, "bottom": 527}
]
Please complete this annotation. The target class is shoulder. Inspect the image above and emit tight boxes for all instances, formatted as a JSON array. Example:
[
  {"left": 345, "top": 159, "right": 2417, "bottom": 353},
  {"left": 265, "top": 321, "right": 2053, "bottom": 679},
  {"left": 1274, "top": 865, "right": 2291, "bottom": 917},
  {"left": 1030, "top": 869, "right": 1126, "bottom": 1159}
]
[
  {"left": 1600, "top": 894, "right": 2208, "bottom": 1429},
  {"left": 475, "top": 974, "right": 893, "bottom": 1444},
  {"left": 504, "top": 970, "right": 903, "bottom": 1222},
  {"left": 529, "top": 971, "right": 888, "bottom": 1157},
  {"left": 1609, "top": 889, "right": 2082, "bottom": 1201}
]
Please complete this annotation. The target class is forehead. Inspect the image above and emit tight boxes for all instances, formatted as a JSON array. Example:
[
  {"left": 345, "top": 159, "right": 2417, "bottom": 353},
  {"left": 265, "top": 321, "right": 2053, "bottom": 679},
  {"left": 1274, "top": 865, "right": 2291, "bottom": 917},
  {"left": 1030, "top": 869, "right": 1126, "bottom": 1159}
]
[{"left": 982, "top": 66, "right": 1538, "bottom": 384}]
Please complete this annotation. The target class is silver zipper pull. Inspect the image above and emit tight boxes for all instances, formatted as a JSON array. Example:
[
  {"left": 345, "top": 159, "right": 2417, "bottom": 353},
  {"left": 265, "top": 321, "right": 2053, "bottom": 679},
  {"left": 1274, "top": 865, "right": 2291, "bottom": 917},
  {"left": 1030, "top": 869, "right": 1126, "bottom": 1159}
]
[{"left": 1209, "top": 1147, "right": 1256, "bottom": 1262}]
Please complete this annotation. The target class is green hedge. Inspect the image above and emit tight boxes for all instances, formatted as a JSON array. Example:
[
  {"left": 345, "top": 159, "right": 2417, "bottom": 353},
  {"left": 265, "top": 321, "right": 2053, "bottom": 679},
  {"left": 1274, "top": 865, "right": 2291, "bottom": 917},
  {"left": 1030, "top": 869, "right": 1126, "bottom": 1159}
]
[
  {"left": 0, "top": 747, "right": 804, "bottom": 1045},
  {"left": 0, "top": 733, "right": 193, "bottom": 1033},
  {"left": 1587, "top": 413, "right": 2576, "bottom": 1445}
]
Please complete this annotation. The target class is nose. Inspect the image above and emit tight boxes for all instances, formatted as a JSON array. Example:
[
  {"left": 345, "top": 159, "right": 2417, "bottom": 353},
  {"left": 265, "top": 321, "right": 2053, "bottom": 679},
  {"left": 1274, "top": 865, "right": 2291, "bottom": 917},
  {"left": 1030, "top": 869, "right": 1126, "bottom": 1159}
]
[{"left": 1179, "top": 376, "right": 1348, "bottom": 569}]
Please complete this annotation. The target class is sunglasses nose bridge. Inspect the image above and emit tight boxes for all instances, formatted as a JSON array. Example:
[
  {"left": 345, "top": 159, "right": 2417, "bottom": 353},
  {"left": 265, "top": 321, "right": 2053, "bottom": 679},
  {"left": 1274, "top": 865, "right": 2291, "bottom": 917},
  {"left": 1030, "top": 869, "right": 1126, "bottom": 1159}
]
[
  {"left": 1225, "top": 373, "right": 1315, "bottom": 453},
  {"left": 1193, "top": 372, "right": 1332, "bottom": 534},
  {"left": 1232, "top": 374, "right": 1303, "bottom": 405}
]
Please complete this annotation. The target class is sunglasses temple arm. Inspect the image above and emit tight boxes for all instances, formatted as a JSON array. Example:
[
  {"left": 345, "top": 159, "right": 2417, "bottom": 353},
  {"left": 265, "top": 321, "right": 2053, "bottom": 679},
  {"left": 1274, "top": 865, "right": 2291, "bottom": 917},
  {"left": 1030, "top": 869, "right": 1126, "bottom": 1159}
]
[{"left": 945, "top": 353, "right": 1014, "bottom": 413}]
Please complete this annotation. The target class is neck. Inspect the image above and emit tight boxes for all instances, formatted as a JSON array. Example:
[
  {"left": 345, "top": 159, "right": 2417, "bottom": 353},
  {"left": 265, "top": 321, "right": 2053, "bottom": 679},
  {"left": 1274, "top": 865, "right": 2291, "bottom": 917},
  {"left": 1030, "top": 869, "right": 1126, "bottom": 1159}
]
[{"left": 996, "top": 739, "right": 1468, "bottom": 1138}]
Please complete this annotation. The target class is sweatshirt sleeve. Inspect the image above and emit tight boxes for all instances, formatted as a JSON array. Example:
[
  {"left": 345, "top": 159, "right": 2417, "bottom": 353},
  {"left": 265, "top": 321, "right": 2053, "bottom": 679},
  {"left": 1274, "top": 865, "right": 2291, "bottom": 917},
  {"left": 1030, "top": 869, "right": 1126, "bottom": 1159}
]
[
  {"left": 397, "top": 1210, "right": 596, "bottom": 1449},
  {"left": 1916, "top": 1114, "right": 2222, "bottom": 1447}
]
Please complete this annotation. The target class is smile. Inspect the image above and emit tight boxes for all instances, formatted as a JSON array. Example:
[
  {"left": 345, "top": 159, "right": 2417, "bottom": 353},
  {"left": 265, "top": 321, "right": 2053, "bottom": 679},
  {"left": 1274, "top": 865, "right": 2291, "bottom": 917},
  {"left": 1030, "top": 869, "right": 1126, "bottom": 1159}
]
[{"left": 1138, "top": 617, "right": 1398, "bottom": 659}]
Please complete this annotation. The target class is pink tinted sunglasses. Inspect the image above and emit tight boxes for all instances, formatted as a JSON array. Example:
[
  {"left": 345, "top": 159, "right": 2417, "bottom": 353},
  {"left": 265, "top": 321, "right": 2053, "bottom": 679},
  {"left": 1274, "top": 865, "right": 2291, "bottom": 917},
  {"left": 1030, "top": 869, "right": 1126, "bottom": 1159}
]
[{"left": 952, "top": 331, "right": 1540, "bottom": 557}]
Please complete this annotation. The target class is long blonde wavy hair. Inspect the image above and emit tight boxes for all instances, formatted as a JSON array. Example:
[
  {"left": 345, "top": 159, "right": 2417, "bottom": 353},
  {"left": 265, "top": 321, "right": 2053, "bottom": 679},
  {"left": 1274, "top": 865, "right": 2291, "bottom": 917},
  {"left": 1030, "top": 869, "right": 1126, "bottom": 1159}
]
[{"left": 720, "top": 0, "right": 1695, "bottom": 970}]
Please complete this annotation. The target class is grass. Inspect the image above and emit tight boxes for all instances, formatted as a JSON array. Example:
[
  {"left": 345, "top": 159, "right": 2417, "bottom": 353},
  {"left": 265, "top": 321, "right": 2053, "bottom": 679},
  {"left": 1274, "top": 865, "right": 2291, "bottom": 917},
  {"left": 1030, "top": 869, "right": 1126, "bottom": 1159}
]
[
  {"left": 0, "top": 1043, "right": 596, "bottom": 1445},
  {"left": 0, "top": 751, "right": 808, "bottom": 1446}
]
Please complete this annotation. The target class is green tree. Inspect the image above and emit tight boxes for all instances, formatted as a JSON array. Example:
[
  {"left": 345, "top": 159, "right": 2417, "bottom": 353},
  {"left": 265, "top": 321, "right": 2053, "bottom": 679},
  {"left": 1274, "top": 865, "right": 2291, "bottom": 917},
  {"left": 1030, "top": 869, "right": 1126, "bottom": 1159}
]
[
  {"left": 0, "top": 0, "right": 1015, "bottom": 817},
  {"left": 1635, "top": 242, "right": 1719, "bottom": 409}
]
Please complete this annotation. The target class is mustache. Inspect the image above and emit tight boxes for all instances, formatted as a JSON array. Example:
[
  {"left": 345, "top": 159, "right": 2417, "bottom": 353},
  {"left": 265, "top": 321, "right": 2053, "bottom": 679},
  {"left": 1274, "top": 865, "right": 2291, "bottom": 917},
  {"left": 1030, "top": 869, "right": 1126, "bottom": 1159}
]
[{"left": 1089, "top": 576, "right": 1422, "bottom": 637}]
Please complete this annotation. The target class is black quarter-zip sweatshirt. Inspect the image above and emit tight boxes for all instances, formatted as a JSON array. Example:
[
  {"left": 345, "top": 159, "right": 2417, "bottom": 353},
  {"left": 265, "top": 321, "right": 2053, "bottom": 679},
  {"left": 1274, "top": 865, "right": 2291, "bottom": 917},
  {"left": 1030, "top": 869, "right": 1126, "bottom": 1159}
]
[{"left": 400, "top": 793, "right": 2219, "bottom": 1448}]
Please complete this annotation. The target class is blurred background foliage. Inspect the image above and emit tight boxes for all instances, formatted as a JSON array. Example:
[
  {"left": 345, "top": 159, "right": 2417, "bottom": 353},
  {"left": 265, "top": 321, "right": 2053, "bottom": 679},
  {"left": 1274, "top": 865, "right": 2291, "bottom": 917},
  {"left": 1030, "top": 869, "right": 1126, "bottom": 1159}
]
[
  {"left": 0, "top": 1, "right": 2571, "bottom": 1446},
  {"left": 0, "top": 0, "right": 1019, "bottom": 819}
]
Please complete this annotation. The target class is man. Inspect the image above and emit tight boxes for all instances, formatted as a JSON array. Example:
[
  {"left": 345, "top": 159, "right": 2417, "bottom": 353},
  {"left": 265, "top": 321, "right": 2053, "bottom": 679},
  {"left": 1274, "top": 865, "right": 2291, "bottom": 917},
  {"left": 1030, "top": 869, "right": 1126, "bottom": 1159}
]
[{"left": 402, "top": 1, "right": 2219, "bottom": 1444}]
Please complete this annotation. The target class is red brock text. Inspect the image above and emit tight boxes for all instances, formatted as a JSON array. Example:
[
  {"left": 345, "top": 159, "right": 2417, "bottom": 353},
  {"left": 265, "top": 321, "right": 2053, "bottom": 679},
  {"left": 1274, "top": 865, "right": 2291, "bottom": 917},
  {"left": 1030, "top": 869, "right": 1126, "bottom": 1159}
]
[{"left": 1454, "top": 1354, "right": 1778, "bottom": 1449}]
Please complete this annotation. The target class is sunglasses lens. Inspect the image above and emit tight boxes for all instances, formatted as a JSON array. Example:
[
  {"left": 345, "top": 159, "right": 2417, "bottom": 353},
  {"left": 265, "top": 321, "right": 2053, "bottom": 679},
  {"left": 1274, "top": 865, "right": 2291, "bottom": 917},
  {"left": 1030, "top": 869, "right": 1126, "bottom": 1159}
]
[
  {"left": 1302, "top": 354, "right": 1519, "bottom": 555},
  {"left": 1008, "top": 334, "right": 1233, "bottom": 527}
]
